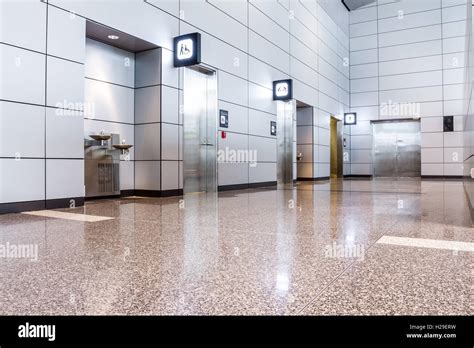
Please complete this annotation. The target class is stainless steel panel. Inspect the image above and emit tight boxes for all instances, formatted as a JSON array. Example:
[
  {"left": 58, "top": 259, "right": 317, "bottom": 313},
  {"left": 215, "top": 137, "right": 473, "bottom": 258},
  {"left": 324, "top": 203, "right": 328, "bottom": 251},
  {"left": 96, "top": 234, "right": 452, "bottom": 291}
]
[
  {"left": 373, "top": 120, "right": 421, "bottom": 178},
  {"left": 330, "top": 117, "right": 343, "bottom": 178},
  {"left": 183, "top": 67, "right": 217, "bottom": 194},
  {"left": 84, "top": 133, "right": 121, "bottom": 197},
  {"left": 277, "top": 100, "right": 296, "bottom": 189}
]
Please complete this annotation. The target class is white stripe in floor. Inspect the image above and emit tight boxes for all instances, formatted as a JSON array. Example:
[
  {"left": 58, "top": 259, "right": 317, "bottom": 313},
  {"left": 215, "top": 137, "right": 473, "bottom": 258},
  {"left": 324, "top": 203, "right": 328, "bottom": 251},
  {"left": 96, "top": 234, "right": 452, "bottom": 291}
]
[
  {"left": 22, "top": 210, "right": 114, "bottom": 222},
  {"left": 377, "top": 235, "right": 474, "bottom": 252}
]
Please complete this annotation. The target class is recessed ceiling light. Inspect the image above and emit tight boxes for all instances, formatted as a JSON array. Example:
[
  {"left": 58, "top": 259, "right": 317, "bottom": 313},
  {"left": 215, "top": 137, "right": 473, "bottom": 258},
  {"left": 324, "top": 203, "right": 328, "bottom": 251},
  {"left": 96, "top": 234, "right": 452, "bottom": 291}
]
[{"left": 108, "top": 35, "right": 119, "bottom": 40}]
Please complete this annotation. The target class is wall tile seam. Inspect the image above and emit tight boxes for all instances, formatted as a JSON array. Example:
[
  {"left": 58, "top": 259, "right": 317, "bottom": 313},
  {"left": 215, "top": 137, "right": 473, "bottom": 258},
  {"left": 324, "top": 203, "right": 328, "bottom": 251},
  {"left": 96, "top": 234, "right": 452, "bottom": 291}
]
[
  {"left": 350, "top": 52, "right": 467, "bottom": 67},
  {"left": 176, "top": 6, "right": 350, "bottom": 75},
  {"left": 351, "top": 84, "right": 467, "bottom": 94},
  {"left": 350, "top": 41, "right": 445, "bottom": 53},
  {"left": 247, "top": 26, "right": 350, "bottom": 78},
  {"left": 350, "top": 25, "right": 459, "bottom": 41},
  {"left": 349, "top": 14, "right": 468, "bottom": 38},
  {"left": 351, "top": 67, "right": 464, "bottom": 80},
  {"left": 85, "top": 77, "right": 135, "bottom": 89},
  {"left": 349, "top": 37, "right": 468, "bottom": 53}
]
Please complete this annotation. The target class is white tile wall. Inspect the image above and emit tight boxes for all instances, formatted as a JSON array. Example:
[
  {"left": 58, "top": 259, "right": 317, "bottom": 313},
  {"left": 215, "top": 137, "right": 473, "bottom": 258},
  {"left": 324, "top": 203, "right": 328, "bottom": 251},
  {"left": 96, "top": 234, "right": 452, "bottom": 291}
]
[
  {"left": 47, "top": 56, "right": 85, "bottom": 109},
  {"left": 1, "top": 0, "right": 352, "bottom": 206},
  {"left": 0, "top": 44, "right": 45, "bottom": 105},
  {"left": 0, "top": 101, "right": 45, "bottom": 158},
  {"left": 348, "top": 0, "right": 469, "bottom": 176},
  {"left": 45, "top": 108, "right": 84, "bottom": 159},
  {"left": 0, "top": 0, "right": 47, "bottom": 53},
  {"left": 0, "top": 159, "right": 45, "bottom": 203},
  {"left": 47, "top": 6, "right": 86, "bottom": 63},
  {"left": 46, "top": 159, "right": 84, "bottom": 199}
]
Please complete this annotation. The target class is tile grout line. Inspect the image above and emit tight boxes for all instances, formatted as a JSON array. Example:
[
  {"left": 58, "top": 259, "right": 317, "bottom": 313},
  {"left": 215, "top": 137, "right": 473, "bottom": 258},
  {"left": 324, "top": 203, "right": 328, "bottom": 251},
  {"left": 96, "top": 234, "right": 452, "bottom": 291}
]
[{"left": 294, "top": 217, "right": 401, "bottom": 315}]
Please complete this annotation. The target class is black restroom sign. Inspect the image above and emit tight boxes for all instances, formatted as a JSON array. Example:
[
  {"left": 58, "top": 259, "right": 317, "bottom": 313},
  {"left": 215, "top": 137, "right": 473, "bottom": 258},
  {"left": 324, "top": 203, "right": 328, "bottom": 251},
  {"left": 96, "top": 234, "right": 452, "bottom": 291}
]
[
  {"left": 273, "top": 79, "right": 293, "bottom": 101},
  {"left": 173, "top": 33, "right": 201, "bottom": 67}
]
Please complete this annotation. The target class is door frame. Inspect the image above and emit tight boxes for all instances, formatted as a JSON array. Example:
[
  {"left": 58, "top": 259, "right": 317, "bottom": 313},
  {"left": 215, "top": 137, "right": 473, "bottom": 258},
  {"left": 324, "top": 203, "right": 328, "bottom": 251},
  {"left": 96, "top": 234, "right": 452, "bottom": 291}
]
[{"left": 181, "top": 63, "right": 218, "bottom": 194}]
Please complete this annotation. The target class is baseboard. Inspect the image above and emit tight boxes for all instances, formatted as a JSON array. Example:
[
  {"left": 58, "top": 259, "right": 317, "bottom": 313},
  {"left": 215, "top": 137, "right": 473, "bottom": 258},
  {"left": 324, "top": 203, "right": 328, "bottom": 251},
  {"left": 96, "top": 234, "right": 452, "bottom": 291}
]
[
  {"left": 133, "top": 189, "right": 183, "bottom": 197},
  {"left": 218, "top": 183, "right": 249, "bottom": 191},
  {"left": 0, "top": 200, "right": 45, "bottom": 215},
  {"left": 45, "top": 197, "right": 85, "bottom": 210},
  {"left": 0, "top": 197, "right": 84, "bottom": 215},
  {"left": 297, "top": 177, "right": 330, "bottom": 181},
  {"left": 249, "top": 181, "right": 278, "bottom": 189},
  {"left": 85, "top": 194, "right": 120, "bottom": 201},
  {"left": 133, "top": 190, "right": 161, "bottom": 197},
  {"left": 421, "top": 176, "right": 464, "bottom": 180},
  {"left": 160, "top": 189, "right": 184, "bottom": 197},
  {"left": 219, "top": 181, "right": 277, "bottom": 192},
  {"left": 120, "top": 190, "right": 135, "bottom": 197},
  {"left": 344, "top": 175, "right": 373, "bottom": 179}
]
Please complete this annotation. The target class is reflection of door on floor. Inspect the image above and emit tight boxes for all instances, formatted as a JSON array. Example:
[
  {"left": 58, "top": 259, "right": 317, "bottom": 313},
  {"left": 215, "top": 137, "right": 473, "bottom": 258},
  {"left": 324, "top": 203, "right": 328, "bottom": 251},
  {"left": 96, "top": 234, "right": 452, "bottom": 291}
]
[
  {"left": 372, "top": 120, "right": 421, "bottom": 178},
  {"left": 330, "top": 116, "right": 343, "bottom": 179}
]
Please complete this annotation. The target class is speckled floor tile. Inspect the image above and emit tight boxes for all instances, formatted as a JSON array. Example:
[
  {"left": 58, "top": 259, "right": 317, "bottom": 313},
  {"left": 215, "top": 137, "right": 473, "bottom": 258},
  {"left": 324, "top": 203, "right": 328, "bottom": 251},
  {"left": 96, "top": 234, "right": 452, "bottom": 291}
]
[
  {"left": 299, "top": 242, "right": 472, "bottom": 315},
  {"left": 0, "top": 179, "right": 472, "bottom": 315}
]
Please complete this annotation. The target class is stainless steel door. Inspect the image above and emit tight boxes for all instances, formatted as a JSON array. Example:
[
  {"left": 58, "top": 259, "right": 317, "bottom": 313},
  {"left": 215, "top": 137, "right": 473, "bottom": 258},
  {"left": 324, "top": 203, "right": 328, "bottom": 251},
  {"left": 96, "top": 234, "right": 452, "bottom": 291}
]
[
  {"left": 183, "top": 67, "right": 217, "bottom": 193},
  {"left": 373, "top": 120, "right": 421, "bottom": 177},
  {"left": 277, "top": 100, "right": 296, "bottom": 189}
]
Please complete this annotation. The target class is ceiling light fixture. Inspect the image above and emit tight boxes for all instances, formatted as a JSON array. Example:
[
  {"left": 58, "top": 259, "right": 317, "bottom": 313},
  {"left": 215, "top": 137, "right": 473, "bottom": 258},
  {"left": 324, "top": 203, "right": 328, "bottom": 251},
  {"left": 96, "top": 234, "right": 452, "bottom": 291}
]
[{"left": 107, "top": 35, "right": 119, "bottom": 40}]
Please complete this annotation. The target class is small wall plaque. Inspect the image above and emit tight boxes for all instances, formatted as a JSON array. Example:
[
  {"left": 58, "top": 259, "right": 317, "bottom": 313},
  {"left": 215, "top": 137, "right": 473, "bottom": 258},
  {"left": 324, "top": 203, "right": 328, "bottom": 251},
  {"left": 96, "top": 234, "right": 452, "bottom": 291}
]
[
  {"left": 219, "top": 110, "right": 229, "bottom": 128},
  {"left": 270, "top": 121, "right": 277, "bottom": 136}
]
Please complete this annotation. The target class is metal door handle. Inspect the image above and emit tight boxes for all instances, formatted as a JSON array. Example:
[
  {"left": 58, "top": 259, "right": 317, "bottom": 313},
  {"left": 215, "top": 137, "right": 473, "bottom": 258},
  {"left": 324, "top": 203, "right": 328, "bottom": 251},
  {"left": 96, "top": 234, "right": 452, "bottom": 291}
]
[{"left": 200, "top": 143, "right": 214, "bottom": 146}]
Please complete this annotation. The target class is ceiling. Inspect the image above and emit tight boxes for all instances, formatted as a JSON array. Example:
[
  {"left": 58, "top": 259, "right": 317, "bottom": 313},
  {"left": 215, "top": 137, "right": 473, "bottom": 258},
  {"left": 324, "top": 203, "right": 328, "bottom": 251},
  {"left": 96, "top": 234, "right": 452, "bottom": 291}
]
[
  {"left": 342, "top": 0, "right": 376, "bottom": 11},
  {"left": 86, "top": 21, "right": 158, "bottom": 53}
]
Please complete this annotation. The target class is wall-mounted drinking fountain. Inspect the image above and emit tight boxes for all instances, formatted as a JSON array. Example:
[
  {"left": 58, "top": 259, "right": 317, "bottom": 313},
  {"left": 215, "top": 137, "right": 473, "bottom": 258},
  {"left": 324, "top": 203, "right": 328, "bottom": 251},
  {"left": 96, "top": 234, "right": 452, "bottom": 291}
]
[
  {"left": 84, "top": 132, "right": 133, "bottom": 198},
  {"left": 89, "top": 131, "right": 111, "bottom": 146},
  {"left": 112, "top": 139, "right": 133, "bottom": 155}
]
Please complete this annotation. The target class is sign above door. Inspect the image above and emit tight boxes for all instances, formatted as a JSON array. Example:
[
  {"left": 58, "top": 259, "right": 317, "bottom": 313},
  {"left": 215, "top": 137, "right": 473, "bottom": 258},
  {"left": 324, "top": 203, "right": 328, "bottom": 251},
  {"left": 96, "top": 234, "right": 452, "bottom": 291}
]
[
  {"left": 173, "top": 33, "right": 201, "bottom": 67},
  {"left": 273, "top": 79, "right": 293, "bottom": 101}
]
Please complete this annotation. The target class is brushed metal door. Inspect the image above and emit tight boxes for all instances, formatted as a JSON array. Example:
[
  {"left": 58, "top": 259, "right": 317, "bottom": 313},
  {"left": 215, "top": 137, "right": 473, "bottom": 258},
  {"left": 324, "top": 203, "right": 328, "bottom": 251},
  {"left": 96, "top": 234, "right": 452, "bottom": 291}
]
[
  {"left": 373, "top": 121, "right": 421, "bottom": 178},
  {"left": 277, "top": 100, "right": 296, "bottom": 189},
  {"left": 183, "top": 67, "right": 217, "bottom": 193}
]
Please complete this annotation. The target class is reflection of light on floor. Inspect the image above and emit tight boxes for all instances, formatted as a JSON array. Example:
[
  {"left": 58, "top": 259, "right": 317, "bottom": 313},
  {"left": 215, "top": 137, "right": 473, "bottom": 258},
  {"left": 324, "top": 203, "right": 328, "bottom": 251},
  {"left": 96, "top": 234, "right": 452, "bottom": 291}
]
[
  {"left": 377, "top": 236, "right": 474, "bottom": 252},
  {"left": 276, "top": 273, "right": 289, "bottom": 293},
  {"left": 22, "top": 210, "right": 113, "bottom": 222}
]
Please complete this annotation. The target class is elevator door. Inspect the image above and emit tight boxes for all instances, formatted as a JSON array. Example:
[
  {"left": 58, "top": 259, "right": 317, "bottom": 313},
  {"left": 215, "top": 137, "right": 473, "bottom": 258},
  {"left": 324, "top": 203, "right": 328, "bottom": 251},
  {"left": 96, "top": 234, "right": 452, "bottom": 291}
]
[
  {"left": 277, "top": 100, "right": 296, "bottom": 189},
  {"left": 372, "top": 121, "right": 421, "bottom": 177},
  {"left": 183, "top": 67, "right": 217, "bottom": 194}
]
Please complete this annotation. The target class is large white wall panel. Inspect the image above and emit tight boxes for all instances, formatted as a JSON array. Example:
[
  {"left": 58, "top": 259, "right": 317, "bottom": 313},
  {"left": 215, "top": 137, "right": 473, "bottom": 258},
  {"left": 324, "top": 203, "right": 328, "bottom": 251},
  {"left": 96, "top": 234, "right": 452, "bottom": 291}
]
[
  {"left": 0, "top": 44, "right": 45, "bottom": 105},
  {"left": 85, "top": 39, "right": 135, "bottom": 87},
  {"left": 0, "top": 0, "right": 47, "bottom": 53},
  {"left": 0, "top": 102, "right": 45, "bottom": 158},
  {"left": 180, "top": 0, "right": 247, "bottom": 50},
  {"left": 46, "top": 108, "right": 84, "bottom": 159},
  {"left": 0, "top": 159, "right": 45, "bottom": 203},
  {"left": 47, "top": 57, "right": 85, "bottom": 108},
  {"left": 84, "top": 79, "right": 134, "bottom": 123},
  {"left": 378, "top": 0, "right": 441, "bottom": 19},
  {"left": 48, "top": 6, "right": 86, "bottom": 63},
  {"left": 46, "top": 159, "right": 84, "bottom": 199}
]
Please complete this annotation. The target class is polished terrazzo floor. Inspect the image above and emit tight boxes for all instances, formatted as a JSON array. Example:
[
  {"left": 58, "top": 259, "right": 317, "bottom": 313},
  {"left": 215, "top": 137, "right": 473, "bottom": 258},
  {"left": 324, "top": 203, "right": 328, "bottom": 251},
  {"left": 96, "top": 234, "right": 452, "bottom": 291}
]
[{"left": 0, "top": 179, "right": 472, "bottom": 315}]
